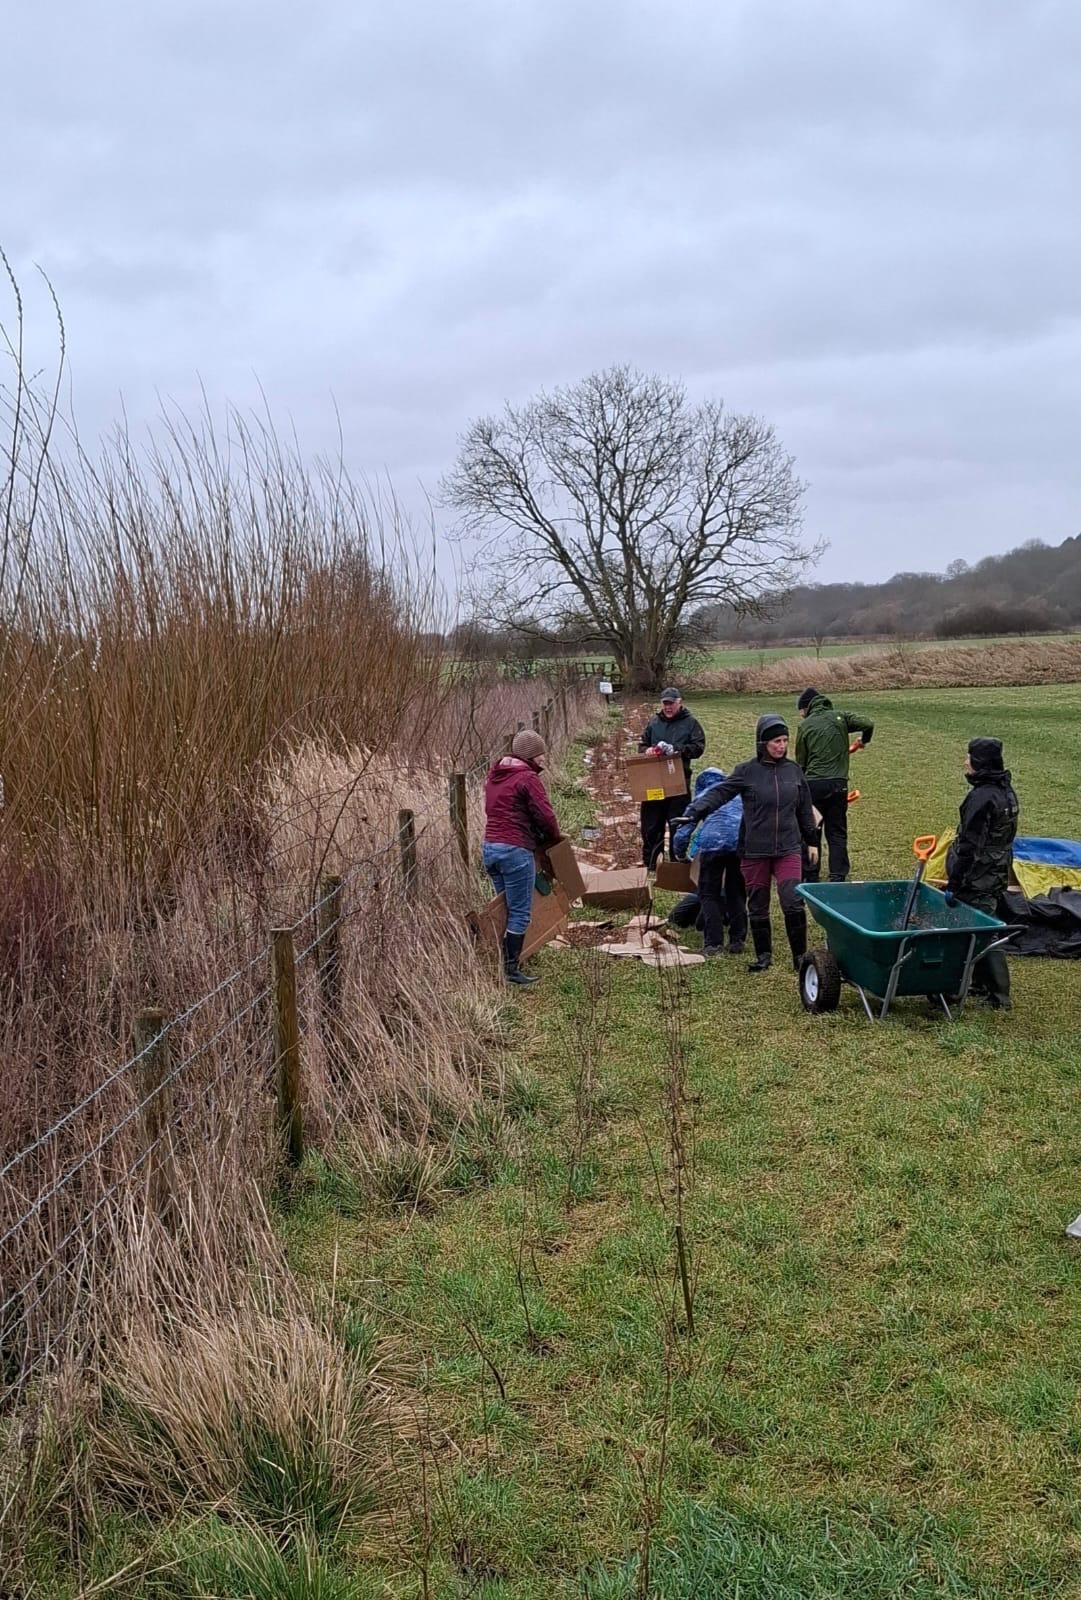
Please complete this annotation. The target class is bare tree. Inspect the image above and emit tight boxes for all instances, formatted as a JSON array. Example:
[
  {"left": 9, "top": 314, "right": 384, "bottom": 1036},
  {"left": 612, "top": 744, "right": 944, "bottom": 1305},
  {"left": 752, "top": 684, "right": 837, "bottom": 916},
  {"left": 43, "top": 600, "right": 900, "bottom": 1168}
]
[{"left": 443, "top": 366, "right": 819, "bottom": 690}]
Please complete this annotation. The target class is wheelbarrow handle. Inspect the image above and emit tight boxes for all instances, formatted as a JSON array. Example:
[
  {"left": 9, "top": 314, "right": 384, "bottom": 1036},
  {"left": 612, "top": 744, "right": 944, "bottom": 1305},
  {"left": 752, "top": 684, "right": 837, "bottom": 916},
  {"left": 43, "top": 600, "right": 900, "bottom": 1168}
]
[{"left": 912, "top": 834, "right": 937, "bottom": 863}]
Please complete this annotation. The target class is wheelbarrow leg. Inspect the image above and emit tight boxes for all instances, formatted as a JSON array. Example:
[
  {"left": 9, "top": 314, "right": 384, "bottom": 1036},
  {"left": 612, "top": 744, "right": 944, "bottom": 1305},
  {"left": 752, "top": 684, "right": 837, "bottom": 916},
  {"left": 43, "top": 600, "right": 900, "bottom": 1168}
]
[
  {"left": 955, "top": 933, "right": 978, "bottom": 1010},
  {"left": 878, "top": 938, "right": 914, "bottom": 1021},
  {"left": 855, "top": 985, "right": 876, "bottom": 1023}
]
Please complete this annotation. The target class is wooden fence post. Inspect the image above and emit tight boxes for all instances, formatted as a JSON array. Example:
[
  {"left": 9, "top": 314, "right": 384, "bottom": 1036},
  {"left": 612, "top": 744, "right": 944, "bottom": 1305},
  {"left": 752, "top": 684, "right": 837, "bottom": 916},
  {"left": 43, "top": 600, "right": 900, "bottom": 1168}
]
[
  {"left": 559, "top": 685, "right": 568, "bottom": 736},
  {"left": 449, "top": 772, "right": 469, "bottom": 870},
  {"left": 271, "top": 928, "right": 304, "bottom": 1168},
  {"left": 399, "top": 808, "right": 418, "bottom": 898},
  {"left": 135, "top": 1007, "right": 174, "bottom": 1218},
  {"left": 531, "top": 709, "right": 541, "bottom": 735}
]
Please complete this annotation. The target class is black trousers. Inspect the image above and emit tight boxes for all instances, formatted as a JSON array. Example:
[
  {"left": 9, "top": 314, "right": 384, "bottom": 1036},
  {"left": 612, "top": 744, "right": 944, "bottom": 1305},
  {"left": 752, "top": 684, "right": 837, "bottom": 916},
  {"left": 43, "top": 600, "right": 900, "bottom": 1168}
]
[
  {"left": 668, "top": 892, "right": 701, "bottom": 930},
  {"left": 697, "top": 850, "right": 748, "bottom": 949},
  {"left": 640, "top": 793, "right": 689, "bottom": 870},
  {"left": 804, "top": 778, "right": 850, "bottom": 882}
]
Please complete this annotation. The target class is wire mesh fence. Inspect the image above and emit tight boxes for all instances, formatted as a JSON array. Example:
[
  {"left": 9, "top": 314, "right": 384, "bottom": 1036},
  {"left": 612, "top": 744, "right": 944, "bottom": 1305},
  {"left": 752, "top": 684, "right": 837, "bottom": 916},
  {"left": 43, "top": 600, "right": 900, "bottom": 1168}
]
[{"left": 0, "top": 680, "right": 599, "bottom": 1403}]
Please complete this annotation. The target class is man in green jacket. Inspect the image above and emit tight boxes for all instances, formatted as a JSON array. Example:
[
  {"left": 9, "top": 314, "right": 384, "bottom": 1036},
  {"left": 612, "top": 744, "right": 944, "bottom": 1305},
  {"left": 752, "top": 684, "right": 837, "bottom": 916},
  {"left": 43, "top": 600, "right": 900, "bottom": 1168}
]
[{"left": 794, "top": 687, "right": 875, "bottom": 882}]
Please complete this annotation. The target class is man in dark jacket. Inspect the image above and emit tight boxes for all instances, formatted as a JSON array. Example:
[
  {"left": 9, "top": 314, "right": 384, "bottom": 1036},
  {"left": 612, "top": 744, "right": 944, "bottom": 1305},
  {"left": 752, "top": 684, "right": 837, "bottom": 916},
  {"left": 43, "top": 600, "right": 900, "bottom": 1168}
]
[
  {"left": 945, "top": 737, "right": 1019, "bottom": 1009},
  {"left": 794, "top": 688, "right": 875, "bottom": 883},
  {"left": 637, "top": 688, "right": 706, "bottom": 869},
  {"left": 680, "top": 714, "right": 818, "bottom": 973}
]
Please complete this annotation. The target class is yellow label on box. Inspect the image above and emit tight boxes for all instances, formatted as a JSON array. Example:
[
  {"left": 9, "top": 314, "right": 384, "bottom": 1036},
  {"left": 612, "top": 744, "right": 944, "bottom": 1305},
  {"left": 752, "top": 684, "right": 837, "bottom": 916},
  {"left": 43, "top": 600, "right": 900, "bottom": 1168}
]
[{"left": 645, "top": 786, "right": 665, "bottom": 801}]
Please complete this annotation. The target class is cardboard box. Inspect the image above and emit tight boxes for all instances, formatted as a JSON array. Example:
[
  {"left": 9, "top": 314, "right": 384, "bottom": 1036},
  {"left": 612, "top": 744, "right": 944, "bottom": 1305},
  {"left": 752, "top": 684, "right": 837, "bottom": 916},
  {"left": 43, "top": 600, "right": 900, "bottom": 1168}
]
[
  {"left": 472, "top": 880, "right": 572, "bottom": 958},
  {"left": 581, "top": 867, "right": 652, "bottom": 912},
  {"left": 653, "top": 858, "right": 695, "bottom": 894},
  {"left": 624, "top": 751, "right": 688, "bottom": 804},
  {"left": 543, "top": 838, "right": 588, "bottom": 903}
]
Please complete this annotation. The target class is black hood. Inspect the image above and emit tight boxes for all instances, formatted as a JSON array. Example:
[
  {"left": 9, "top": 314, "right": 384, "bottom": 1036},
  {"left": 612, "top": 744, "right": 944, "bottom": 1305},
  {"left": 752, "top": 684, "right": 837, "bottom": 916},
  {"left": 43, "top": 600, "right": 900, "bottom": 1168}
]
[
  {"left": 969, "top": 737, "right": 1005, "bottom": 775},
  {"left": 756, "top": 713, "right": 789, "bottom": 759}
]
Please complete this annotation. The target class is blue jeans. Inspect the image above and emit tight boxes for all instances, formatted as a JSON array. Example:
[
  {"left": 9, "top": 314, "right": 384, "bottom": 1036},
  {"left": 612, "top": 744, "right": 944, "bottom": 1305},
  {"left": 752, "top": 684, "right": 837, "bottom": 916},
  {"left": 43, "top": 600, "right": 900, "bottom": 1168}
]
[{"left": 483, "top": 843, "right": 535, "bottom": 935}]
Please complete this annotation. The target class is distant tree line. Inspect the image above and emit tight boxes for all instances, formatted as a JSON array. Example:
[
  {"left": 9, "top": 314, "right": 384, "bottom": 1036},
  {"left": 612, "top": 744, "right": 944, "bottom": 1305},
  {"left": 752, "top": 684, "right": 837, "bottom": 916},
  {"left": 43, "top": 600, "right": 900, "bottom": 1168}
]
[{"left": 695, "top": 535, "right": 1081, "bottom": 643}]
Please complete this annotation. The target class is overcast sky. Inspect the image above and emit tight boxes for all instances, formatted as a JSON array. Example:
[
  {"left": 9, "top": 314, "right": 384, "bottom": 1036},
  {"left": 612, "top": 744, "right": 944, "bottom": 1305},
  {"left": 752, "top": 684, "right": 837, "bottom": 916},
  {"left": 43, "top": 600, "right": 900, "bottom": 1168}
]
[{"left": 4, "top": 0, "right": 1080, "bottom": 587}]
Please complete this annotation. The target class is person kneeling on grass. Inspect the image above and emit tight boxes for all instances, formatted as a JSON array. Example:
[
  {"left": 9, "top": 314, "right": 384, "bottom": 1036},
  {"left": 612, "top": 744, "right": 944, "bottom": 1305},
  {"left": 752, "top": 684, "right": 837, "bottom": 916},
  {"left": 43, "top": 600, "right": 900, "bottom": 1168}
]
[
  {"left": 677, "top": 715, "right": 818, "bottom": 974},
  {"left": 671, "top": 769, "right": 747, "bottom": 957},
  {"left": 482, "top": 729, "right": 563, "bottom": 987},
  {"left": 944, "top": 737, "right": 1019, "bottom": 1011}
]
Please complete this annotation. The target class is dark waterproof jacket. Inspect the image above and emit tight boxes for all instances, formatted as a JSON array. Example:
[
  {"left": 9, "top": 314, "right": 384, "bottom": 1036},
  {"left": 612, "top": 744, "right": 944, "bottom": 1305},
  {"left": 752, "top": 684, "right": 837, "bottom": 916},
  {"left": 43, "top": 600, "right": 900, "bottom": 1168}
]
[
  {"left": 484, "top": 757, "right": 560, "bottom": 852},
  {"left": 685, "top": 721, "right": 817, "bottom": 860},
  {"left": 946, "top": 769, "right": 1019, "bottom": 903},
  {"left": 794, "top": 694, "right": 874, "bottom": 781},
  {"left": 638, "top": 706, "right": 706, "bottom": 786}
]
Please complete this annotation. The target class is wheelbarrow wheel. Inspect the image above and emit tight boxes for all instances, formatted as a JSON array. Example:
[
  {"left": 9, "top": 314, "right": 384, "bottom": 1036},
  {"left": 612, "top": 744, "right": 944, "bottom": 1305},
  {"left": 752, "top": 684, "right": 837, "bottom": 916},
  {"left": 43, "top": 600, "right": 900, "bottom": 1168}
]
[{"left": 799, "top": 948, "right": 842, "bottom": 1014}]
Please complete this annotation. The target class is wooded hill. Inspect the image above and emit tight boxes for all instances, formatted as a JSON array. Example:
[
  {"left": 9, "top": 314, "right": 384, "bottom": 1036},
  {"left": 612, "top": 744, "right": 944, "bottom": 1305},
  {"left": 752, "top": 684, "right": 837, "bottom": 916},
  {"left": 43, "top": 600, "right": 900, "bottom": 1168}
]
[{"left": 701, "top": 533, "right": 1081, "bottom": 643}]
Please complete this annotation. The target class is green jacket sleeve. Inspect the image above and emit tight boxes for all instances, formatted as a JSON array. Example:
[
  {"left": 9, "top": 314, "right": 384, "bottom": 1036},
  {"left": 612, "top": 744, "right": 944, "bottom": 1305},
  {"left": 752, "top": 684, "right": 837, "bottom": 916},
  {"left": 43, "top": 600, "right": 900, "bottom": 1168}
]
[{"left": 844, "top": 711, "right": 874, "bottom": 745}]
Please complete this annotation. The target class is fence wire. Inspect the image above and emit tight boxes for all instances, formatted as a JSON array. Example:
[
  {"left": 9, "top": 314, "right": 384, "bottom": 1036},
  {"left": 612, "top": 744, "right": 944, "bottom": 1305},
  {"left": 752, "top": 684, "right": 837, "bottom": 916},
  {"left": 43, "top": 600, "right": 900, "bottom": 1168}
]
[{"left": 1, "top": 688, "right": 596, "bottom": 1382}]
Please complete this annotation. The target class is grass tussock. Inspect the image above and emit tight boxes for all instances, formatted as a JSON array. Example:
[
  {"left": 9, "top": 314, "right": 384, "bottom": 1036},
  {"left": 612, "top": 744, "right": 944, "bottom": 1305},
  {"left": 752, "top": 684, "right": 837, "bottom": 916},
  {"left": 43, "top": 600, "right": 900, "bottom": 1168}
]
[{"left": 690, "top": 636, "right": 1081, "bottom": 695}]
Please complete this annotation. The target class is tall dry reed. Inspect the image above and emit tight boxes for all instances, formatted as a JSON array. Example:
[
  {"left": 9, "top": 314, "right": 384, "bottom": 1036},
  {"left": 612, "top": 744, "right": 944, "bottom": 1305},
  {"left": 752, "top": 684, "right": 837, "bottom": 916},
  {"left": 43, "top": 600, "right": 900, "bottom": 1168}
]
[{"left": 0, "top": 261, "right": 599, "bottom": 1589}]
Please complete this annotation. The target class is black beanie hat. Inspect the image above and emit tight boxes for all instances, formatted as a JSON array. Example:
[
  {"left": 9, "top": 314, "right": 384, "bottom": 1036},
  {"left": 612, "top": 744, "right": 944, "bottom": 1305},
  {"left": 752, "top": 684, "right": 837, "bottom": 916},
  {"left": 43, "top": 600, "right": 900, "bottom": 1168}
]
[
  {"left": 968, "top": 737, "right": 1004, "bottom": 773},
  {"left": 797, "top": 687, "right": 819, "bottom": 712}
]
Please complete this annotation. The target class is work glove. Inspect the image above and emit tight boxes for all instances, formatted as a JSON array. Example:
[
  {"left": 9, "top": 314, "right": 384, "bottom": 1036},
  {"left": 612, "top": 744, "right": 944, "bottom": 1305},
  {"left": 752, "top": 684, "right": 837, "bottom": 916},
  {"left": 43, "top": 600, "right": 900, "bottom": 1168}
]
[
  {"left": 943, "top": 890, "right": 958, "bottom": 908},
  {"left": 672, "top": 826, "right": 691, "bottom": 860},
  {"left": 658, "top": 741, "right": 675, "bottom": 756}
]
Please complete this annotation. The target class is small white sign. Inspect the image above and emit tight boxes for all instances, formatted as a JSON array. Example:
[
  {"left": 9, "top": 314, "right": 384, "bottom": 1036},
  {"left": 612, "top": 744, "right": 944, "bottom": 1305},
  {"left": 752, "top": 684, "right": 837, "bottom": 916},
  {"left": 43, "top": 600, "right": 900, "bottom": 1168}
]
[{"left": 599, "top": 680, "right": 613, "bottom": 696}]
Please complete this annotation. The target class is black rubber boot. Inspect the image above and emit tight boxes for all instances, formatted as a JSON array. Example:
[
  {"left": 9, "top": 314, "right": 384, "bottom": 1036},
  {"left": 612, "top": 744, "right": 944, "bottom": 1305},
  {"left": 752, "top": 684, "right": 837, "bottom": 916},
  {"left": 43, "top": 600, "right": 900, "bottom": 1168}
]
[
  {"left": 747, "top": 918, "right": 772, "bottom": 973},
  {"left": 980, "top": 948, "right": 1011, "bottom": 1010},
  {"left": 503, "top": 931, "right": 538, "bottom": 986},
  {"left": 784, "top": 907, "right": 808, "bottom": 972}
]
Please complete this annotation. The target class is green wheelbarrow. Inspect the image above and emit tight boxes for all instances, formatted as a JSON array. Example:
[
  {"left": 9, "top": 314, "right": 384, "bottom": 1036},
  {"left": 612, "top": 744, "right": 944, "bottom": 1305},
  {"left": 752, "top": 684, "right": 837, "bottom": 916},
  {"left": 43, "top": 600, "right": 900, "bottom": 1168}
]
[{"left": 795, "top": 871, "right": 1016, "bottom": 1023}]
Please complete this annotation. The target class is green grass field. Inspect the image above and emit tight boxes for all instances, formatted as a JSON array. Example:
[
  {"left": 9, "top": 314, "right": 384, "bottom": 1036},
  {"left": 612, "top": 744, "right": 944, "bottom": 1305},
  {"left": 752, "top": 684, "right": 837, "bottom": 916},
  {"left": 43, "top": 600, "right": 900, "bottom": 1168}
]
[{"left": 283, "top": 685, "right": 1081, "bottom": 1598}]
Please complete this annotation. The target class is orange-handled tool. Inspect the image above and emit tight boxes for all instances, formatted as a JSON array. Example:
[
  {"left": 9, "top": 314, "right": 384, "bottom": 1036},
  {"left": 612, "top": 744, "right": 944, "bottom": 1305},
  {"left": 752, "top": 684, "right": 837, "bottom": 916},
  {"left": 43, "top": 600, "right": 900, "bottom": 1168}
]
[
  {"left": 847, "top": 788, "right": 861, "bottom": 803},
  {"left": 849, "top": 739, "right": 864, "bottom": 753},
  {"left": 901, "top": 834, "right": 938, "bottom": 928}
]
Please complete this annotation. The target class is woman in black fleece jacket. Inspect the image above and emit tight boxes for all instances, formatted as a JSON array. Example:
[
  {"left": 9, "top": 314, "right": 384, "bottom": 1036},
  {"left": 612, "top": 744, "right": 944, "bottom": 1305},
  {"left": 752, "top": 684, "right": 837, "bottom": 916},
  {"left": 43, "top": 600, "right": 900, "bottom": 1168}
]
[{"left": 681, "top": 714, "right": 818, "bottom": 972}]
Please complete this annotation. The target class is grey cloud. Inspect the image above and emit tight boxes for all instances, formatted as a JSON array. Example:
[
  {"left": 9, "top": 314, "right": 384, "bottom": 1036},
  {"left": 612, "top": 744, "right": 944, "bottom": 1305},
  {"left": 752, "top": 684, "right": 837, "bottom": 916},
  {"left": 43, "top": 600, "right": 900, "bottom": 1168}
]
[{"left": 3, "top": 0, "right": 1080, "bottom": 583}]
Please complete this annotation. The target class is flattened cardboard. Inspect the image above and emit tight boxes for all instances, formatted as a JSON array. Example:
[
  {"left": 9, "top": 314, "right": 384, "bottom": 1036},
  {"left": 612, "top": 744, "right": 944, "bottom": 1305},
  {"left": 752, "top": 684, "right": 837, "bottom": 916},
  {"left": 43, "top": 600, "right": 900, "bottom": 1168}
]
[
  {"left": 624, "top": 752, "right": 688, "bottom": 803},
  {"left": 472, "top": 880, "right": 571, "bottom": 958},
  {"left": 581, "top": 866, "right": 652, "bottom": 912},
  {"left": 654, "top": 858, "right": 695, "bottom": 893},
  {"left": 543, "top": 838, "right": 588, "bottom": 903}
]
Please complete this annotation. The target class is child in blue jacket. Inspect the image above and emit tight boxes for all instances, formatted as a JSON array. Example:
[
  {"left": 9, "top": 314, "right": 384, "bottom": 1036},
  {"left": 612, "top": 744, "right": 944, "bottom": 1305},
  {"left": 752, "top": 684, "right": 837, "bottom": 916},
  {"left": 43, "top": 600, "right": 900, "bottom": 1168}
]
[{"left": 672, "top": 768, "right": 747, "bottom": 956}]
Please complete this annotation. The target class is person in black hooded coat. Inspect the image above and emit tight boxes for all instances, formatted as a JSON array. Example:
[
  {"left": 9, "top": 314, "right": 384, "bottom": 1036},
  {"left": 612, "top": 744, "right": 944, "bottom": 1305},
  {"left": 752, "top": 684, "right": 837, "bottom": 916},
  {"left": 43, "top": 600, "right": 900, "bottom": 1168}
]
[{"left": 945, "top": 737, "right": 1019, "bottom": 1009}]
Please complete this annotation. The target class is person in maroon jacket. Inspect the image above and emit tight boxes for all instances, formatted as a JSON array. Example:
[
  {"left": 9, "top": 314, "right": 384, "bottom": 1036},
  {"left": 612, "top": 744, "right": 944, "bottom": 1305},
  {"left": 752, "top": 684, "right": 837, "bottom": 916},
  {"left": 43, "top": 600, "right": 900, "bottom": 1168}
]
[{"left": 483, "top": 729, "right": 563, "bottom": 985}]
